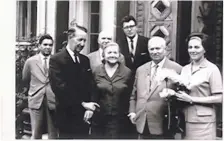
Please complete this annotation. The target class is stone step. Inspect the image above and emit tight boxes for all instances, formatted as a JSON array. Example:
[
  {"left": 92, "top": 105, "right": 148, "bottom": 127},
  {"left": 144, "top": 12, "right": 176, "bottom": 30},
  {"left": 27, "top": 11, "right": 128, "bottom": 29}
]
[
  {"left": 21, "top": 134, "right": 31, "bottom": 139},
  {"left": 23, "top": 121, "right": 31, "bottom": 126},
  {"left": 23, "top": 129, "right": 32, "bottom": 135},
  {"left": 22, "top": 108, "right": 30, "bottom": 114}
]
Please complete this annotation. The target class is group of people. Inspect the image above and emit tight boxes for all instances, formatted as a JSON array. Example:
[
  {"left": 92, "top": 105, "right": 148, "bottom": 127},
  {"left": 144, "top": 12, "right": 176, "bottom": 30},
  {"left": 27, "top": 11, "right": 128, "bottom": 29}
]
[{"left": 22, "top": 15, "right": 222, "bottom": 140}]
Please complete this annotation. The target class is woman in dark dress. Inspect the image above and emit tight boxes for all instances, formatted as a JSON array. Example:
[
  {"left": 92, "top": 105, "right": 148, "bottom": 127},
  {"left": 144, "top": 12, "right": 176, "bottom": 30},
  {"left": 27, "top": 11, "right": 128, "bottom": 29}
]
[{"left": 91, "top": 42, "right": 132, "bottom": 139}]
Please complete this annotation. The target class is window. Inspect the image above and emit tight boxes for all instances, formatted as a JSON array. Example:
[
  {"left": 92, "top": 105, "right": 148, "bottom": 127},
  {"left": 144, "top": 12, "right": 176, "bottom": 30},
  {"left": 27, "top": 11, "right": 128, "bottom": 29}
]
[
  {"left": 89, "top": 1, "right": 100, "bottom": 53},
  {"left": 16, "top": 1, "right": 37, "bottom": 42}
]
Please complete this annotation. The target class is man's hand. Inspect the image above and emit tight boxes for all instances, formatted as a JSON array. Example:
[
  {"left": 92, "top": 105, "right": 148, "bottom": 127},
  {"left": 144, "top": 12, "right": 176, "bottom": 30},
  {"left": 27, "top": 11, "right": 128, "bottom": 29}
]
[
  {"left": 83, "top": 110, "right": 93, "bottom": 124},
  {"left": 127, "top": 112, "right": 136, "bottom": 124},
  {"left": 159, "top": 88, "right": 176, "bottom": 98},
  {"left": 82, "top": 102, "right": 100, "bottom": 111}
]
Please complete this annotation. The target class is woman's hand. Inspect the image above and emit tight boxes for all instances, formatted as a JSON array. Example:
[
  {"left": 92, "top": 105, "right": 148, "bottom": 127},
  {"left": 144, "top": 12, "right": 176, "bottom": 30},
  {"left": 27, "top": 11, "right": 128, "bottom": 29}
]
[{"left": 175, "top": 91, "right": 193, "bottom": 103}]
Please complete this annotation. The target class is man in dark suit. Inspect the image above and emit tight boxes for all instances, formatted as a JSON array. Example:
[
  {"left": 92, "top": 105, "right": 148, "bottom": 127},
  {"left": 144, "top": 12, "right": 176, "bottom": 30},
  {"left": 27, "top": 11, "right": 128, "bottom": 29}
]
[
  {"left": 22, "top": 34, "right": 57, "bottom": 139},
  {"left": 128, "top": 36, "right": 182, "bottom": 139},
  {"left": 117, "top": 15, "right": 151, "bottom": 72},
  {"left": 49, "top": 23, "right": 99, "bottom": 139}
]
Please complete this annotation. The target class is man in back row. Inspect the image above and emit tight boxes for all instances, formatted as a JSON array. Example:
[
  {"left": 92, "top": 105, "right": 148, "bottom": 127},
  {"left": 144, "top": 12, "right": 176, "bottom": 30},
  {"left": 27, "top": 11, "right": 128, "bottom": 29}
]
[
  {"left": 88, "top": 30, "right": 125, "bottom": 71},
  {"left": 117, "top": 15, "right": 151, "bottom": 73}
]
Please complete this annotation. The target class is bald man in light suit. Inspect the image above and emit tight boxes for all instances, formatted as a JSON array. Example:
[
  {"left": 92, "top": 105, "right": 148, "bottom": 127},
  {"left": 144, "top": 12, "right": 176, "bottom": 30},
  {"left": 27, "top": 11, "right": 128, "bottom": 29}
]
[
  {"left": 88, "top": 30, "right": 125, "bottom": 71},
  {"left": 128, "top": 36, "right": 182, "bottom": 139}
]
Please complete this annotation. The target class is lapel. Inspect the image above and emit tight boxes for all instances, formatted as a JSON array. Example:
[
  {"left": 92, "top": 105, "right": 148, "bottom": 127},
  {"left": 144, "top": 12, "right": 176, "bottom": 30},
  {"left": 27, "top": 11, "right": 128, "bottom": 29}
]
[
  {"left": 35, "top": 54, "right": 48, "bottom": 77},
  {"left": 96, "top": 50, "right": 102, "bottom": 66},
  {"left": 146, "top": 58, "right": 169, "bottom": 100},
  {"left": 64, "top": 49, "right": 76, "bottom": 65},
  {"left": 144, "top": 62, "right": 152, "bottom": 99},
  {"left": 135, "top": 35, "right": 141, "bottom": 57},
  {"left": 123, "top": 38, "right": 130, "bottom": 57},
  {"left": 111, "top": 64, "right": 124, "bottom": 83}
]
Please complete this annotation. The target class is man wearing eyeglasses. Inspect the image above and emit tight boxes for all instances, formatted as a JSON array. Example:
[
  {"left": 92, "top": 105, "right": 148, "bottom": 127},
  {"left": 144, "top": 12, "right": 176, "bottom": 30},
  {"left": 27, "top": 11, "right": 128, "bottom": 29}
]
[
  {"left": 88, "top": 30, "right": 125, "bottom": 71},
  {"left": 117, "top": 15, "right": 151, "bottom": 73},
  {"left": 22, "top": 34, "right": 57, "bottom": 139}
]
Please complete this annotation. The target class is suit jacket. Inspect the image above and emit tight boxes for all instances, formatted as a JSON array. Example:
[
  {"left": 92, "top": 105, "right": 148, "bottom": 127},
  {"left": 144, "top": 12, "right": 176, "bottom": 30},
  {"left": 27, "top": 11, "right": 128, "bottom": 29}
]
[
  {"left": 22, "top": 54, "right": 55, "bottom": 110},
  {"left": 87, "top": 49, "right": 126, "bottom": 71},
  {"left": 49, "top": 49, "right": 92, "bottom": 129},
  {"left": 117, "top": 35, "right": 150, "bottom": 72},
  {"left": 129, "top": 58, "right": 182, "bottom": 135}
]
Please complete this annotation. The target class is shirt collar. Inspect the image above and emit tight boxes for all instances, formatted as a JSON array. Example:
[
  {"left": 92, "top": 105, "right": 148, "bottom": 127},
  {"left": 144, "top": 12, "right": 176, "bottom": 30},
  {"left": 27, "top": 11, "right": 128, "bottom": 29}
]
[
  {"left": 39, "top": 53, "right": 49, "bottom": 60},
  {"left": 151, "top": 57, "right": 166, "bottom": 68},
  {"left": 126, "top": 34, "right": 138, "bottom": 43},
  {"left": 66, "top": 45, "right": 75, "bottom": 57},
  {"left": 190, "top": 58, "right": 208, "bottom": 68}
]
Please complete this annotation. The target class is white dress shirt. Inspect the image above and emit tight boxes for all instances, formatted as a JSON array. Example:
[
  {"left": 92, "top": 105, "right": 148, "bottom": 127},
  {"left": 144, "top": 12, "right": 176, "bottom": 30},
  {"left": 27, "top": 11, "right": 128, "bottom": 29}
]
[
  {"left": 66, "top": 45, "right": 80, "bottom": 63},
  {"left": 151, "top": 57, "right": 166, "bottom": 78},
  {"left": 126, "top": 34, "right": 138, "bottom": 55},
  {"left": 39, "top": 53, "right": 50, "bottom": 69}
]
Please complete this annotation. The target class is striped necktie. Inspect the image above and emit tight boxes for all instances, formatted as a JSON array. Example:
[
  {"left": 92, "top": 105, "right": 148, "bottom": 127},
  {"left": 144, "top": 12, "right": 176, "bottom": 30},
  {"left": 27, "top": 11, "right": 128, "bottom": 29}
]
[
  {"left": 43, "top": 57, "right": 48, "bottom": 75},
  {"left": 130, "top": 38, "right": 134, "bottom": 62},
  {"left": 150, "top": 64, "right": 159, "bottom": 90}
]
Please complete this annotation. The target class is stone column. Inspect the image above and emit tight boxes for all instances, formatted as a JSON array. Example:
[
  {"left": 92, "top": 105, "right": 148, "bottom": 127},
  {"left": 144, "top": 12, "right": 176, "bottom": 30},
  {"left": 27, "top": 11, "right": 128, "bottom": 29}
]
[
  {"left": 46, "top": 0, "right": 56, "bottom": 53},
  {"left": 100, "top": 0, "right": 116, "bottom": 40},
  {"left": 36, "top": 0, "right": 46, "bottom": 36}
]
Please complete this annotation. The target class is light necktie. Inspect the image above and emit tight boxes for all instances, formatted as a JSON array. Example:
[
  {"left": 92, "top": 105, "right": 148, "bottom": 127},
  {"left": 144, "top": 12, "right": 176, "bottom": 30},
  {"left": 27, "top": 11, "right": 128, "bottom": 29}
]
[
  {"left": 150, "top": 64, "right": 159, "bottom": 90},
  {"left": 151, "top": 65, "right": 158, "bottom": 80},
  {"left": 43, "top": 57, "right": 48, "bottom": 75}
]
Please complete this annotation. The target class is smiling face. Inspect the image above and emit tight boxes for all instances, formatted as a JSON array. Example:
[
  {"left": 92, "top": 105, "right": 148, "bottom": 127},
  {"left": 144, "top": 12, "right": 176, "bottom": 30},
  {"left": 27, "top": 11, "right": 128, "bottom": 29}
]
[
  {"left": 122, "top": 20, "right": 137, "bottom": 38},
  {"left": 148, "top": 37, "right": 166, "bottom": 64},
  {"left": 103, "top": 44, "right": 120, "bottom": 65},
  {"left": 68, "top": 28, "right": 87, "bottom": 53},
  {"left": 39, "top": 39, "right": 53, "bottom": 56},
  {"left": 188, "top": 38, "right": 205, "bottom": 62}
]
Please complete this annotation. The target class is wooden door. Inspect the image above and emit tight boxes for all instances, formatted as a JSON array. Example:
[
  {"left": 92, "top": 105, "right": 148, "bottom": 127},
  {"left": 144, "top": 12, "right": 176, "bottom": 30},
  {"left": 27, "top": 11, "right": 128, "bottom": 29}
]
[{"left": 132, "top": 0, "right": 178, "bottom": 60}]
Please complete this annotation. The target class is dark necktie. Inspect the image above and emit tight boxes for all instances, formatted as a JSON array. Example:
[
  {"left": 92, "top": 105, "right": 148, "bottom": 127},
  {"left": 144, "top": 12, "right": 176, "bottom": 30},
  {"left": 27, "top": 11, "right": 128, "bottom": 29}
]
[
  {"left": 74, "top": 53, "right": 79, "bottom": 64},
  {"left": 43, "top": 57, "right": 48, "bottom": 75},
  {"left": 130, "top": 39, "right": 134, "bottom": 62}
]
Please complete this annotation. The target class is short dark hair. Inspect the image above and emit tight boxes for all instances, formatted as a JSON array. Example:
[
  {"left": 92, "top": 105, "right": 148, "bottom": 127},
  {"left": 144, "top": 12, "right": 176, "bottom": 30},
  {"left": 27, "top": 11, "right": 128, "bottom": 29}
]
[
  {"left": 39, "top": 34, "right": 53, "bottom": 44},
  {"left": 120, "top": 15, "right": 137, "bottom": 27},
  {"left": 186, "top": 32, "right": 209, "bottom": 51}
]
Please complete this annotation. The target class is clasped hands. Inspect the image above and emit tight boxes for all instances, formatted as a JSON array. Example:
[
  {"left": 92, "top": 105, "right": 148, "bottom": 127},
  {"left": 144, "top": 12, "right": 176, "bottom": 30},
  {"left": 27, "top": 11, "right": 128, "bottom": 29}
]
[
  {"left": 159, "top": 88, "right": 193, "bottom": 103},
  {"left": 82, "top": 102, "right": 100, "bottom": 124}
]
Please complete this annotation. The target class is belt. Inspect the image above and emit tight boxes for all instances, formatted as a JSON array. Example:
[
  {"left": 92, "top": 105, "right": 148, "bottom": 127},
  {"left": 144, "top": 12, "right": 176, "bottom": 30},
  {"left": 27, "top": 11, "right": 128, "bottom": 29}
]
[{"left": 191, "top": 102, "right": 213, "bottom": 108}]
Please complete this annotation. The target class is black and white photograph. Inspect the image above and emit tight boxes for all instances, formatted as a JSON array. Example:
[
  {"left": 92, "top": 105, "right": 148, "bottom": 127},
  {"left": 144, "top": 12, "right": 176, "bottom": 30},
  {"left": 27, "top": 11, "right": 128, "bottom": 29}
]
[{"left": 1, "top": 0, "right": 223, "bottom": 140}]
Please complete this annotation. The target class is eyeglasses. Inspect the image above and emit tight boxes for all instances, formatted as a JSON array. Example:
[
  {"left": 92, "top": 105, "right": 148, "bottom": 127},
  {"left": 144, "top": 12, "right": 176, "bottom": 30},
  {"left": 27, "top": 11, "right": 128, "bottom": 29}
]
[
  {"left": 43, "top": 43, "right": 53, "bottom": 46},
  {"left": 123, "top": 25, "right": 136, "bottom": 30}
]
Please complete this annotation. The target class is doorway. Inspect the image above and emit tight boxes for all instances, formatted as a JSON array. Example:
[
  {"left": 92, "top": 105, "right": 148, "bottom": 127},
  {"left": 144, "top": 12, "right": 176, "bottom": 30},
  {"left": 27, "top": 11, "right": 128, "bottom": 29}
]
[{"left": 176, "top": 1, "right": 192, "bottom": 66}]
